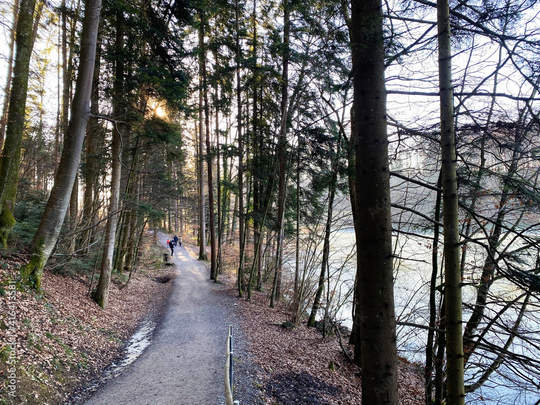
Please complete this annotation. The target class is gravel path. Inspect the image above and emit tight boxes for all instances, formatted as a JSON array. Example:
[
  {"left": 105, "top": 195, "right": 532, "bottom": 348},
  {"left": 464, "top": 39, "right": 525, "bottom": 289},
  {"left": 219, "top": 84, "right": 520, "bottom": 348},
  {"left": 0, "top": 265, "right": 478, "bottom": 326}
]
[{"left": 84, "top": 235, "right": 238, "bottom": 405}]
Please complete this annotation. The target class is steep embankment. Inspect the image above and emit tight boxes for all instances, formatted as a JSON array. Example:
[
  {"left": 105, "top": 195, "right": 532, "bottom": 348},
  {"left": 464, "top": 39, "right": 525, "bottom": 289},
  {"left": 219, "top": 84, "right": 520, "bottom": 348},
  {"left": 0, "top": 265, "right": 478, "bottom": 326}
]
[{"left": 0, "top": 239, "right": 175, "bottom": 405}]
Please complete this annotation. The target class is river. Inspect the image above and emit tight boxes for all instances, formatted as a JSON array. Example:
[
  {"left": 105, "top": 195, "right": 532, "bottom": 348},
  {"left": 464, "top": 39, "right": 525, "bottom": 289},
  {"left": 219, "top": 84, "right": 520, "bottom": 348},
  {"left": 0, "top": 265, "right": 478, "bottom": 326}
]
[{"left": 284, "top": 227, "right": 540, "bottom": 404}]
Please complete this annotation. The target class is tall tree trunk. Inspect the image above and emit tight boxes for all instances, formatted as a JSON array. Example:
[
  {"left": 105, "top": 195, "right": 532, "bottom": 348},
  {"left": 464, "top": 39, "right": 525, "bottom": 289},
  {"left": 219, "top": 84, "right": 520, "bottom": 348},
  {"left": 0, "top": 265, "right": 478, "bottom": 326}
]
[
  {"left": 0, "top": 0, "right": 37, "bottom": 248},
  {"left": 197, "top": 77, "right": 207, "bottom": 261},
  {"left": 124, "top": 206, "right": 138, "bottom": 273},
  {"left": 270, "top": 0, "right": 289, "bottom": 308},
  {"left": 437, "top": 0, "right": 465, "bottom": 402},
  {"left": 114, "top": 210, "right": 129, "bottom": 273},
  {"left": 93, "top": 125, "right": 122, "bottom": 308},
  {"left": 220, "top": 142, "right": 230, "bottom": 244},
  {"left": 21, "top": 0, "right": 101, "bottom": 288},
  {"left": 93, "top": 8, "right": 123, "bottom": 308},
  {"left": 199, "top": 10, "right": 217, "bottom": 279},
  {"left": 291, "top": 135, "right": 300, "bottom": 323},
  {"left": 351, "top": 0, "right": 398, "bottom": 403},
  {"left": 249, "top": 3, "right": 262, "bottom": 299},
  {"left": 121, "top": 135, "right": 141, "bottom": 273},
  {"left": 235, "top": 0, "right": 245, "bottom": 295},
  {"left": 214, "top": 81, "right": 222, "bottom": 274},
  {"left": 0, "top": 0, "right": 19, "bottom": 150},
  {"left": 59, "top": 0, "right": 79, "bottom": 171},
  {"left": 81, "top": 37, "right": 102, "bottom": 252}
]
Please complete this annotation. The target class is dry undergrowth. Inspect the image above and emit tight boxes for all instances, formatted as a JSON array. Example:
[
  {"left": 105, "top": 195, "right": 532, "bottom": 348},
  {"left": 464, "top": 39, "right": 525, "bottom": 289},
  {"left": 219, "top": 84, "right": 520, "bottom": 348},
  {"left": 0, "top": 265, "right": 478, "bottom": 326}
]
[
  {"left": 0, "top": 237, "right": 174, "bottom": 405},
  {"left": 220, "top": 281, "right": 425, "bottom": 405},
  {"left": 214, "top": 238, "right": 425, "bottom": 405}
]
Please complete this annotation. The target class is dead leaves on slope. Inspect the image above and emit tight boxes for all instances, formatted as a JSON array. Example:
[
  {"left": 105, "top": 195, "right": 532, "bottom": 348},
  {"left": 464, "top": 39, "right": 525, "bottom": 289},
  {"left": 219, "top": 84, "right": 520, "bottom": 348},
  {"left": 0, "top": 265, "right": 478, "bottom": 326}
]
[
  {"left": 0, "top": 239, "right": 174, "bottom": 405},
  {"left": 228, "top": 285, "right": 424, "bottom": 405}
]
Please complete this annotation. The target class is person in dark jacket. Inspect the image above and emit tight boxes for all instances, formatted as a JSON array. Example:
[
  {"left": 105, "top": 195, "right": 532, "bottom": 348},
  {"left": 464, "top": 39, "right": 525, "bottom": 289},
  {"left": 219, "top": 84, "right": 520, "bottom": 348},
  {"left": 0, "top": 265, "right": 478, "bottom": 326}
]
[
  {"left": 169, "top": 239, "right": 175, "bottom": 257},
  {"left": 173, "top": 235, "right": 179, "bottom": 246}
]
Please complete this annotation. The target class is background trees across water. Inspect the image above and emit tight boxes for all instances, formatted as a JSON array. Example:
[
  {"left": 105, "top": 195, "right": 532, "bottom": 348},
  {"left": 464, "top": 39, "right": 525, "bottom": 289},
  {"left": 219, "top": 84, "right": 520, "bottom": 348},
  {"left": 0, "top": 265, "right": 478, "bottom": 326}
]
[{"left": 1, "top": 0, "right": 540, "bottom": 403}]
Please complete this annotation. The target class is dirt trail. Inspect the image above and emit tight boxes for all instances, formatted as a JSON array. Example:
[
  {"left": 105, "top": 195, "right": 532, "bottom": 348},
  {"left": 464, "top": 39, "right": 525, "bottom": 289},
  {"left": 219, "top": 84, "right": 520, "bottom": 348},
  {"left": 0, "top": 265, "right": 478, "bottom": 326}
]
[{"left": 84, "top": 235, "right": 236, "bottom": 405}]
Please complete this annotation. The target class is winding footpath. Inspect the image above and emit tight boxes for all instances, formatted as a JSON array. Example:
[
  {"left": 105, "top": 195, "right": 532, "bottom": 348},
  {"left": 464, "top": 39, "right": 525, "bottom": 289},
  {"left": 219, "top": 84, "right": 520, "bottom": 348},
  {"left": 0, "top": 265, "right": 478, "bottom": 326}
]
[{"left": 85, "top": 234, "right": 235, "bottom": 405}]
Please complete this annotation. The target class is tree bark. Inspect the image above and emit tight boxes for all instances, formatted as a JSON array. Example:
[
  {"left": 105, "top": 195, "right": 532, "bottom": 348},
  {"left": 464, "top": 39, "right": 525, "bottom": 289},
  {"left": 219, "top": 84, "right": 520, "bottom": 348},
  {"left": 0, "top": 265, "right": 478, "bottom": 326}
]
[
  {"left": 437, "top": 0, "right": 465, "bottom": 402},
  {"left": 119, "top": 134, "right": 141, "bottom": 274},
  {"left": 292, "top": 134, "right": 300, "bottom": 323},
  {"left": 351, "top": 0, "right": 398, "bottom": 403},
  {"left": 211, "top": 69, "right": 222, "bottom": 275},
  {"left": 434, "top": 297, "right": 447, "bottom": 405},
  {"left": 21, "top": 0, "right": 101, "bottom": 288},
  {"left": 124, "top": 204, "right": 138, "bottom": 273},
  {"left": 66, "top": 172, "right": 79, "bottom": 254}
]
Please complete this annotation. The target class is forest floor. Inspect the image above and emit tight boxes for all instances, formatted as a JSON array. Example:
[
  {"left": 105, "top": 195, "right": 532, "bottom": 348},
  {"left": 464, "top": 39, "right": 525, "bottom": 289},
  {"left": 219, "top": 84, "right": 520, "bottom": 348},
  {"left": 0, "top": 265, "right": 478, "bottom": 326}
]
[
  {"left": 0, "top": 235, "right": 425, "bottom": 404},
  {"left": 228, "top": 284, "right": 425, "bottom": 404},
  {"left": 216, "top": 272, "right": 425, "bottom": 405},
  {"left": 0, "top": 236, "right": 176, "bottom": 405}
]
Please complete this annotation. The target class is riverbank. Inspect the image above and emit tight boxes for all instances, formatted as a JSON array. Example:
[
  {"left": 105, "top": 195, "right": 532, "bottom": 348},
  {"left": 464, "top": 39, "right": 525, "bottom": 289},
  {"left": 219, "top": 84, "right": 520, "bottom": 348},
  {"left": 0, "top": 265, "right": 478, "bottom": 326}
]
[{"left": 218, "top": 272, "right": 425, "bottom": 404}]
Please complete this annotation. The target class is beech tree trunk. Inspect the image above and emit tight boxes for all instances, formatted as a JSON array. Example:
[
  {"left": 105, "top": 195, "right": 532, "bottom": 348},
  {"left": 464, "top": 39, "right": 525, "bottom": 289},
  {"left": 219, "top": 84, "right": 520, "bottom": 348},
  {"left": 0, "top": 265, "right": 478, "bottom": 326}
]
[
  {"left": 437, "top": 0, "right": 465, "bottom": 402},
  {"left": 21, "top": 0, "right": 102, "bottom": 288},
  {"left": 351, "top": 0, "right": 398, "bottom": 403}
]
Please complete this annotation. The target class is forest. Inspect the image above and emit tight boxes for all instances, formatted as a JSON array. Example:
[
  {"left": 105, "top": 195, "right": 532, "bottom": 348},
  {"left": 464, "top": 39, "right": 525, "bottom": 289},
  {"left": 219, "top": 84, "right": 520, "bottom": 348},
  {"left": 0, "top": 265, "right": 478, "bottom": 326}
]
[{"left": 1, "top": 0, "right": 540, "bottom": 403}]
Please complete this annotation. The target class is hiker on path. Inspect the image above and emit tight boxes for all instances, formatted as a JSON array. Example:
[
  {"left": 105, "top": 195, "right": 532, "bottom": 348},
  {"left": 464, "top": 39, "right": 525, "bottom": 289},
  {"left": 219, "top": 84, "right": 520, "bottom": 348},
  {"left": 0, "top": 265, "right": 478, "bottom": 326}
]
[
  {"left": 169, "top": 239, "right": 175, "bottom": 257},
  {"left": 178, "top": 236, "right": 182, "bottom": 247},
  {"left": 173, "top": 235, "right": 178, "bottom": 246}
]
